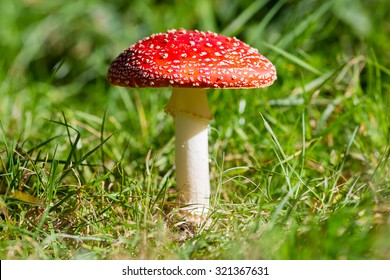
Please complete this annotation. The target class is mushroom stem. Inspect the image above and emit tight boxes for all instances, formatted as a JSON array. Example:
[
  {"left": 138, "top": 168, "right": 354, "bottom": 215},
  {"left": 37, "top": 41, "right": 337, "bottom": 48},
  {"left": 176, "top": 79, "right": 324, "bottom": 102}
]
[{"left": 165, "top": 88, "right": 213, "bottom": 220}]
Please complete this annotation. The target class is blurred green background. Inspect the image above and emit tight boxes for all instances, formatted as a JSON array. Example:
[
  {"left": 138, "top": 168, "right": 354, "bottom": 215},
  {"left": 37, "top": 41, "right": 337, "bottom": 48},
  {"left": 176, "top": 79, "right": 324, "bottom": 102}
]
[
  {"left": 0, "top": 0, "right": 389, "bottom": 259},
  {"left": 1, "top": 0, "right": 388, "bottom": 150}
]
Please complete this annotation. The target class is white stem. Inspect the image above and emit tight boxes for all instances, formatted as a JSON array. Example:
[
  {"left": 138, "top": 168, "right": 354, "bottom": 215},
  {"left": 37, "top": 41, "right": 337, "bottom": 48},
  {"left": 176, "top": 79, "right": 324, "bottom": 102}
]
[
  {"left": 165, "top": 88, "right": 212, "bottom": 218},
  {"left": 175, "top": 114, "right": 210, "bottom": 215}
]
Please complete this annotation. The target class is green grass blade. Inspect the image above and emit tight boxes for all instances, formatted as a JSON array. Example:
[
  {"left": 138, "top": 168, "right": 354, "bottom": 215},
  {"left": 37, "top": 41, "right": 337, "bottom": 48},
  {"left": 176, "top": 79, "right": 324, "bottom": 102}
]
[
  {"left": 222, "top": 0, "right": 269, "bottom": 36},
  {"left": 263, "top": 42, "right": 322, "bottom": 75}
]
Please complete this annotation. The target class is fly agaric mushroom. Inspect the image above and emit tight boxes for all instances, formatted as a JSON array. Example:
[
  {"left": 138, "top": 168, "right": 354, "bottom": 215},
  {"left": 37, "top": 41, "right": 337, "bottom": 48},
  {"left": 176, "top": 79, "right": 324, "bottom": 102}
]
[{"left": 107, "top": 28, "right": 276, "bottom": 223}]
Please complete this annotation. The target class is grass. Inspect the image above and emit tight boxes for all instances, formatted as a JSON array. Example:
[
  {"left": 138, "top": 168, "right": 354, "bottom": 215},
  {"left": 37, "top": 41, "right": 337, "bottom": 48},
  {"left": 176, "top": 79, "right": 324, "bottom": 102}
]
[{"left": 0, "top": 0, "right": 389, "bottom": 259}]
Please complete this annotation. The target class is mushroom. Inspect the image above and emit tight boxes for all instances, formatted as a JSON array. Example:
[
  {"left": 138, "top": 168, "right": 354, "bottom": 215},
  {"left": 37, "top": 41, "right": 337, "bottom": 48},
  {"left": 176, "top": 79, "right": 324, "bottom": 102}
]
[{"left": 107, "top": 29, "right": 276, "bottom": 223}]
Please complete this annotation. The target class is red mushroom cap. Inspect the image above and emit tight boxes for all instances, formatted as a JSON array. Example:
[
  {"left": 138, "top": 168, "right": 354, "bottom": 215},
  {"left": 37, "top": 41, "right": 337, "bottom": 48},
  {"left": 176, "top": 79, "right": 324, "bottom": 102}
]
[{"left": 107, "top": 29, "right": 276, "bottom": 89}]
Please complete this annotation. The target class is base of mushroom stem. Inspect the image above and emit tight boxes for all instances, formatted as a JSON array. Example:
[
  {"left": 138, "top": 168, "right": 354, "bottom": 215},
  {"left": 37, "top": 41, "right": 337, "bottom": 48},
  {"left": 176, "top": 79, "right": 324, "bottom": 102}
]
[{"left": 173, "top": 205, "right": 210, "bottom": 226}]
